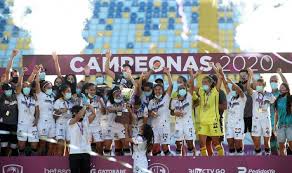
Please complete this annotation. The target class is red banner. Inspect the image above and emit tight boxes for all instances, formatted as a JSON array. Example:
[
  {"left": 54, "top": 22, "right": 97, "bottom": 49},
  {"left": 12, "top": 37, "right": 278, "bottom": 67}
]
[{"left": 23, "top": 53, "right": 292, "bottom": 75}]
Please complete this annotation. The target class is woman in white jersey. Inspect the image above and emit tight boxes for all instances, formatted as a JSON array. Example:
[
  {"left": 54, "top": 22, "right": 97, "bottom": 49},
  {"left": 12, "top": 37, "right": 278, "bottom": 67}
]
[
  {"left": 127, "top": 124, "right": 154, "bottom": 173},
  {"left": 106, "top": 86, "right": 131, "bottom": 156},
  {"left": 221, "top": 75, "right": 246, "bottom": 156},
  {"left": 81, "top": 83, "right": 106, "bottom": 155},
  {"left": 170, "top": 69, "right": 196, "bottom": 156},
  {"left": 16, "top": 67, "right": 39, "bottom": 156},
  {"left": 53, "top": 84, "right": 73, "bottom": 156},
  {"left": 35, "top": 69, "right": 56, "bottom": 155},
  {"left": 148, "top": 67, "right": 173, "bottom": 156},
  {"left": 247, "top": 68, "right": 276, "bottom": 155}
]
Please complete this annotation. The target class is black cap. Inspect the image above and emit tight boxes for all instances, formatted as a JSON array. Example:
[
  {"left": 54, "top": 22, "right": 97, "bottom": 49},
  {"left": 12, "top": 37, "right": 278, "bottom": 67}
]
[
  {"left": 155, "top": 78, "right": 164, "bottom": 84},
  {"left": 2, "top": 83, "right": 13, "bottom": 90}
]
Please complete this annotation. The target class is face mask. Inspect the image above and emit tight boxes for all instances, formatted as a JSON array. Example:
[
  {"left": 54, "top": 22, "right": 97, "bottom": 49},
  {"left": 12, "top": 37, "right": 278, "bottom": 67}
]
[
  {"left": 45, "top": 89, "right": 53, "bottom": 96},
  {"left": 270, "top": 82, "right": 278, "bottom": 90},
  {"left": 256, "top": 86, "right": 264, "bottom": 92},
  {"left": 228, "top": 83, "right": 233, "bottom": 90},
  {"left": 143, "top": 91, "right": 152, "bottom": 97},
  {"left": 231, "top": 90, "right": 237, "bottom": 97},
  {"left": 155, "top": 94, "right": 162, "bottom": 99},
  {"left": 64, "top": 92, "right": 72, "bottom": 100},
  {"left": 114, "top": 98, "right": 122, "bottom": 103},
  {"left": 202, "top": 85, "right": 209, "bottom": 92},
  {"left": 4, "top": 90, "right": 12, "bottom": 97},
  {"left": 88, "top": 93, "right": 95, "bottom": 99},
  {"left": 122, "top": 72, "right": 128, "bottom": 78},
  {"left": 39, "top": 72, "right": 46, "bottom": 81},
  {"left": 178, "top": 82, "right": 184, "bottom": 87},
  {"left": 11, "top": 77, "right": 18, "bottom": 83},
  {"left": 55, "top": 82, "right": 61, "bottom": 87},
  {"left": 96, "top": 77, "right": 104, "bottom": 85},
  {"left": 76, "top": 88, "right": 81, "bottom": 95},
  {"left": 67, "top": 78, "right": 74, "bottom": 84},
  {"left": 178, "top": 89, "right": 187, "bottom": 97},
  {"left": 23, "top": 87, "right": 31, "bottom": 96}
]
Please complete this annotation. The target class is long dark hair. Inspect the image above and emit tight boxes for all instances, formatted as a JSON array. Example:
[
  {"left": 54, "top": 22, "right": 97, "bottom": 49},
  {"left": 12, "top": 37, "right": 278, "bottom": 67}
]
[
  {"left": 275, "top": 83, "right": 291, "bottom": 115},
  {"left": 142, "top": 124, "right": 154, "bottom": 153},
  {"left": 56, "top": 84, "right": 71, "bottom": 100},
  {"left": 64, "top": 74, "right": 77, "bottom": 95}
]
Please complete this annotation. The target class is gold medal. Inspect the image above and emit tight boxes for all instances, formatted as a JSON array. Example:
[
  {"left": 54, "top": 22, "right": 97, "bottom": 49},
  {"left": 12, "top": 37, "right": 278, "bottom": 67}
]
[{"left": 258, "top": 108, "right": 263, "bottom": 113}]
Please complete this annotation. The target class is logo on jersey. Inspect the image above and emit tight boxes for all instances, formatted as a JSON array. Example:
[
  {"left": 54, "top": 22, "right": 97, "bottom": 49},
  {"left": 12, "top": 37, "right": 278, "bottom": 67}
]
[
  {"left": 149, "top": 163, "right": 169, "bottom": 173},
  {"left": 2, "top": 164, "right": 23, "bottom": 173}
]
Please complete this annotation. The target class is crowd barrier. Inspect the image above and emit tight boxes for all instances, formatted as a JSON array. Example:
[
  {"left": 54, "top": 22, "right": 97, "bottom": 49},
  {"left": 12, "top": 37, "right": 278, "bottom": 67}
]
[{"left": 1, "top": 156, "right": 291, "bottom": 173}]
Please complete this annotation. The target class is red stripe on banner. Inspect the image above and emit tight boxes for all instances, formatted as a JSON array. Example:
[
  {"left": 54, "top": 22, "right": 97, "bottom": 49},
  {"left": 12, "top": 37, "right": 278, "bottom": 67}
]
[{"left": 22, "top": 53, "right": 292, "bottom": 75}]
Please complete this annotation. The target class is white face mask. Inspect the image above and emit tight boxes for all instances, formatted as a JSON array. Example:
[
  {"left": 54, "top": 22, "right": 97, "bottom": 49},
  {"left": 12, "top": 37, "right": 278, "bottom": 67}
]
[{"left": 155, "top": 94, "right": 162, "bottom": 99}]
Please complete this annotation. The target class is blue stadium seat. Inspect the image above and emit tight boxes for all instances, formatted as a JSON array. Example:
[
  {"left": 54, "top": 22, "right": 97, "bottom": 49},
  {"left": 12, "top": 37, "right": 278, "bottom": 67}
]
[
  {"left": 144, "top": 31, "right": 151, "bottom": 36},
  {"left": 218, "top": 18, "right": 225, "bottom": 23},
  {"left": 123, "top": 7, "right": 130, "bottom": 12},
  {"left": 127, "top": 42, "right": 134, "bottom": 49},
  {"left": 105, "top": 24, "right": 113, "bottom": 31},
  {"left": 101, "top": 1, "right": 109, "bottom": 7},
  {"left": 99, "top": 19, "right": 106, "bottom": 24},
  {"left": 137, "top": 17, "right": 144, "bottom": 24},
  {"left": 152, "top": 24, "right": 159, "bottom": 30}
]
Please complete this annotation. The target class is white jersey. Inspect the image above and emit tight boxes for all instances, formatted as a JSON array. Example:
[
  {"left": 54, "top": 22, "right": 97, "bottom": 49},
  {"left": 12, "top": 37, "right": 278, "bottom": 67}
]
[
  {"left": 37, "top": 92, "right": 54, "bottom": 121},
  {"left": 105, "top": 101, "right": 118, "bottom": 124},
  {"left": 82, "top": 96, "right": 105, "bottom": 127},
  {"left": 148, "top": 93, "right": 171, "bottom": 128},
  {"left": 252, "top": 91, "right": 275, "bottom": 119},
  {"left": 54, "top": 98, "right": 73, "bottom": 124},
  {"left": 17, "top": 94, "right": 37, "bottom": 125},
  {"left": 170, "top": 93, "right": 193, "bottom": 125},
  {"left": 67, "top": 117, "right": 91, "bottom": 154},
  {"left": 132, "top": 135, "right": 147, "bottom": 158},
  {"left": 226, "top": 93, "right": 247, "bottom": 124}
]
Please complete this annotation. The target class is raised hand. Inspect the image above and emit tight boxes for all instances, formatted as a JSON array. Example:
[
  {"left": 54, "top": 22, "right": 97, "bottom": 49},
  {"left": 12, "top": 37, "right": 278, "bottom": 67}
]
[
  {"left": 12, "top": 49, "right": 19, "bottom": 57},
  {"left": 52, "top": 51, "right": 58, "bottom": 61},
  {"left": 84, "top": 65, "right": 90, "bottom": 75},
  {"left": 105, "top": 49, "right": 112, "bottom": 59},
  {"left": 163, "top": 67, "right": 170, "bottom": 75}
]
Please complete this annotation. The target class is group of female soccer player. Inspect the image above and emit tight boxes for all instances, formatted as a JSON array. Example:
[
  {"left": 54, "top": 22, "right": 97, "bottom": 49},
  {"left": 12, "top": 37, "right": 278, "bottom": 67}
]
[{"left": 1, "top": 49, "right": 292, "bottom": 173}]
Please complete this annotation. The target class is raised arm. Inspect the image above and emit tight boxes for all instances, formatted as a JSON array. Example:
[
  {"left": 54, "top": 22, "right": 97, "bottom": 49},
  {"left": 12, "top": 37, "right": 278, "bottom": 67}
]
[
  {"left": 218, "top": 67, "right": 229, "bottom": 94},
  {"left": 188, "top": 68, "right": 194, "bottom": 94},
  {"left": 16, "top": 67, "right": 27, "bottom": 95},
  {"left": 52, "top": 52, "right": 62, "bottom": 78},
  {"left": 227, "top": 78, "right": 244, "bottom": 98},
  {"left": 277, "top": 68, "right": 288, "bottom": 84},
  {"left": 105, "top": 50, "right": 115, "bottom": 79},
  {"left": 247, "top": 68, "right": 254, "bottom": 95},
  {"left": 213, "top": 63, "right": 223, "bottom": 92},
  {"left": 5, "top": 49, "right": 19, "bottom": 81},
  {"left": 69, "top": 106, "right": 87, "bottom": 125},
  {"left": 163, "top": 67, "right": 173, "bottom": 96},
  {"left": 83, "top": 65, "right": 91, "bottom": 84},
  {"left": 35, "top": 65, "right": 41, "bottom": 94},
  {"left": 87, "top": 105, "right": 97, "bottom": 124}
]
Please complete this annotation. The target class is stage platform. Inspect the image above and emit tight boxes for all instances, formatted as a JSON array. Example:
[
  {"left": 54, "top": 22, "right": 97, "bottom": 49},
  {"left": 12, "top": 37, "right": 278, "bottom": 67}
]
[{"left": 1, "top": 156, "right": 291, "bottom": 173}]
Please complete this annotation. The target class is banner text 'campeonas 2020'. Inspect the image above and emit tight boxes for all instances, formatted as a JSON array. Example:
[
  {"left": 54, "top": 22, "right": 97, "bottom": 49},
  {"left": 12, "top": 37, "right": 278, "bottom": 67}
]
[{"left": 23, "top": 53, "right": 292, "bottom": 75}]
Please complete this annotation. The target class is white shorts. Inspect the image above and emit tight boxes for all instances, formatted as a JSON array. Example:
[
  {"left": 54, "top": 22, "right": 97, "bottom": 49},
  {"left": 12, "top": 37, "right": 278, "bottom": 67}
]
[
  {"left": 226, "top": 119, "right": 244, "bottom": 140},
  {"left": 17, "top": 124, "right": 39, "bottom": 142},
  {"left": 112, "top": 122, "right": 126, "bottom": 140},
  {"left": 252, "top": 117, "right": 272, "bottom": 137},
  {"left": 38, "top": 119, "right": 56, "bottom": 139},
  {"left": 153, "top": 124, "right": 171, "bottom": 144},
  {"left": 102, "top": 124, "right": 113, "bottom": 140},
  {"left": 89, "top": 125, "right": 103, "bottom": 142},
  {"left": 174, "top": 122, "right": 195, "bottom": 141},
  {"left": 133, "top": 155, "right": 148, "bottom": 173},
  {"left": 56, "top": 122, "right": 69, "bottom": 141}
]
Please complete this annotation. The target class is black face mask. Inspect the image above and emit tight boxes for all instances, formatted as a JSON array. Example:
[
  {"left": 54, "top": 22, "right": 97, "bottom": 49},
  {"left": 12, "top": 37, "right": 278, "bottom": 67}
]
[{"left": 11, "top": 77, "right": 18, "bottom": 83}]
